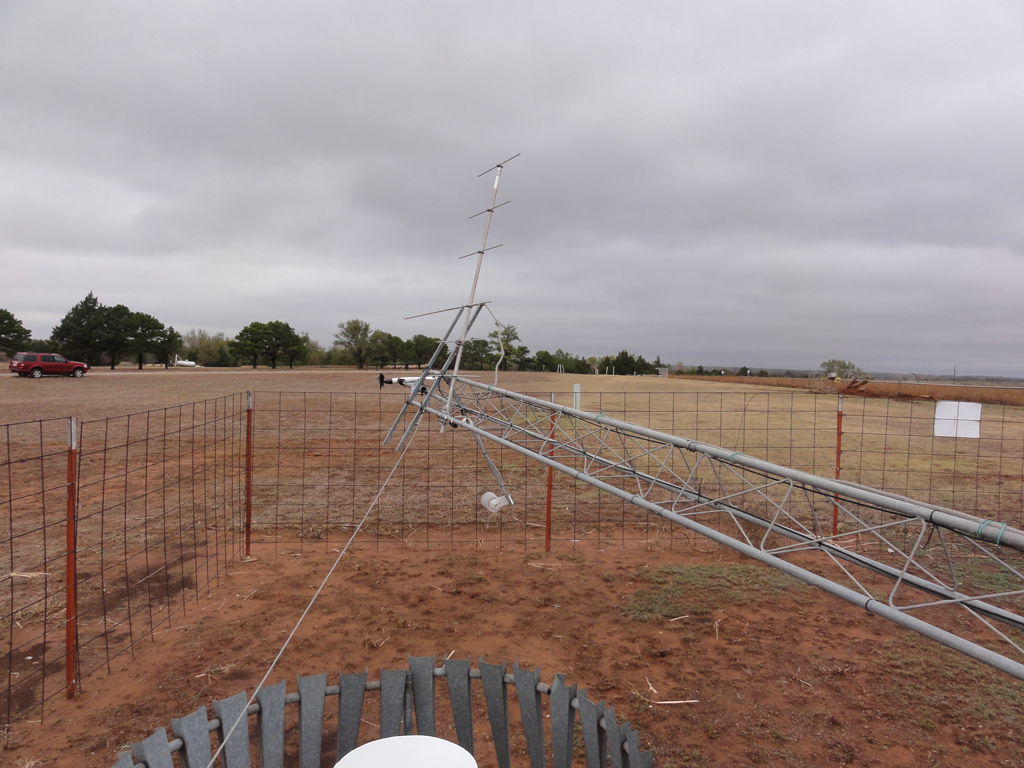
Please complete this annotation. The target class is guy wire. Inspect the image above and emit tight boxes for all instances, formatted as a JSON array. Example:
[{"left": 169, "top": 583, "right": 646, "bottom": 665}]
[{"left": 206, "top": 415, "right": 424, "bottom": 768}]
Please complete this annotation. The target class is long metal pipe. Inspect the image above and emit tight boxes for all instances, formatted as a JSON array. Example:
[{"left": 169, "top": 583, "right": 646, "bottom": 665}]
[
  {"left": 244, "top": 391, "right": 254, "bottom": 558},
  {"left": 65, "top": 417, "right": 78, "bottom": 700}
]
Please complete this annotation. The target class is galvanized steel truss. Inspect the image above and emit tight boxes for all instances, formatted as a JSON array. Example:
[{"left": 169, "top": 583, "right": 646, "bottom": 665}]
[{"left": 389, "top": 374, "right": 1024, "bottom": 683}]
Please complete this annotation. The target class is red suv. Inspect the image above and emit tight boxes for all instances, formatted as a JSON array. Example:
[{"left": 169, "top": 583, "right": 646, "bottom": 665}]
[{"left": 9, "top": 352, "right": 89, "bottom": 378}]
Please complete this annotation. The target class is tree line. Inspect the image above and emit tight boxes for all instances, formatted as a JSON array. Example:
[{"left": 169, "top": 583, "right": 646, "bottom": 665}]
[
  {"left": 1, "top": 297, "right": 667, "bottom": 375},
  {"left": 330, "top": 319, "right": 612, "bottom": 374},
  {"left": 150, "top": 318, "right": 610, "bottom": 373},
  {"left": 1, "top": 294, "right": 181, "bottom": 369}
]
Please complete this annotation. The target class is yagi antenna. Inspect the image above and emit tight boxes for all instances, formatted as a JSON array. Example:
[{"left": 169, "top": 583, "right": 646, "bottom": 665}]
[
  {"left": 445, "top": 154, "right": 518, "bottom": 396},
  {"left": 383, "top": 154, "right": 519, "bottom": 449}
]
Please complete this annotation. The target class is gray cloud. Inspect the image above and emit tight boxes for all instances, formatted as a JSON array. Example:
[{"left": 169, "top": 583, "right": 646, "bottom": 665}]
[{"left": 2, "top": 1, "right": 1024, "bottom": 375}]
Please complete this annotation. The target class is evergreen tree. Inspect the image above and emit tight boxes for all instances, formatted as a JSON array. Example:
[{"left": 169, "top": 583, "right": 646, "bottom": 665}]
[
  {"left": 368, "top": 329, "right": 390, "bottom": 368},
  {"left": 231, "top": 322, "right": 271, "bottom": 368},
  {"left": 264, "top": 321, "right": 305, "bottom": 369},
  {"left": 377, "top": 333, "right": 411, "bottom": 369},
  {"left": 128, "top": 312, "right": 169, "bottom": 369},
  {"left": 0, "top": 309, "right": 31, "bottom": 356},
  {"left": 50, "top": 292, "right": 106, "bottom": 366},
  {"left": 462, "top": 339, "right": 491, "bottom": 370},
  {"left": 597, "top": 350, "right": 656, "bottom": 376},
  {"left": 278, "top": 326, "right": 307, "bottom": 368},
  {"left": 99, "top": 304, "right": 134, "bottom": 369},
  {"left": 157, "top": 327, "right": 183, "bottom": 367},
  {"left": 410, "top": 334, "right": 442, "bottom": 366},
  {"left": 533, "top": 350, "right": 556, "bottom": 371},
  {"left": 487, "top": 325, "right": 529, "bottom": 370}
]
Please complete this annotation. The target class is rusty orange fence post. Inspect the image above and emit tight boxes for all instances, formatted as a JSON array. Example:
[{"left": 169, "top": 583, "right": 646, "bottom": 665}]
[
  {"left": 245, "top": 391, "right": 254, "bottom": 557},
  {"left": 832, "top": 395, "right": 844, "bottom": 537},
  {"left": 65, "top": 417, "right": 78, "bottom": 700}
]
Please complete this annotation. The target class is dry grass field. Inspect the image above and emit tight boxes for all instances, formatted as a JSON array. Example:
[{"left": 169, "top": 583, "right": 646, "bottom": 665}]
[{"left": 3, "top": 368, "right": 1024, "bottom": 767}]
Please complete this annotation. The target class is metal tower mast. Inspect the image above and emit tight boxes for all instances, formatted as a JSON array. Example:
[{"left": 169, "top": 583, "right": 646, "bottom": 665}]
[
  {"left": 387, "top": 158, "right": 1024, "bottom": 683},
  {"left": 392, "top": 375, "right": 1024, "bottom": 682}
]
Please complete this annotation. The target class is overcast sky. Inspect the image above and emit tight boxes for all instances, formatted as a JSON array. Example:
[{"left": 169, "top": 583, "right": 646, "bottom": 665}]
[{"left": 3, "top": 2, "right": 1023, "bottom": 376}]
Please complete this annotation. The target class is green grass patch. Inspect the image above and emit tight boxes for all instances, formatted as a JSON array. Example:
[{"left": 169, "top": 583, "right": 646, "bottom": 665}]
[
  {"left": 876, "top": 635, "right": 1024, "bottom": 731},
  {"left": 623, "top": 563, "right": 804, "bottom": 621}
]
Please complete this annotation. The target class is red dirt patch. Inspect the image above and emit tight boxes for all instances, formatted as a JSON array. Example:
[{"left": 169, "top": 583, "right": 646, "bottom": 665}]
[{"left": 5, "top": 537, "right": 1024, "bottom": 767}]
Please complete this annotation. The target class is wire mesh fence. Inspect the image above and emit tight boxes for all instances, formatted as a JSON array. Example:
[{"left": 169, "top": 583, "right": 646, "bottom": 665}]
[
  {"left": 248, "top": 389, "right": 1024, "bottom": 547},
  {"left": 1, "top": 395, "right": 247, "bottom": 726},
  {"left": 3, "top": 386, "right": 1024, "bottom": 725},
  {"left": 73, "top": 395, "right": 249, "bottom": 684},
  {"left": 0, "top": 418, "right": 75, "bottom": 727},
  {"left": 564, "top": 389, "right": 1024, "bottom": 527},
  {"left": 248, "top": 391, "right": 594, "bottom": 550}
]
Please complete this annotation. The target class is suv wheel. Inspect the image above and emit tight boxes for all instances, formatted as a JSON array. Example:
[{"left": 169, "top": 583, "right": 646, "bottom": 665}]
[
  {"left": 30, "top": 368, "right": 43, "bottom": 379},
  {"left": 71, "top": 368, "right": 85, "bottom": 378}
]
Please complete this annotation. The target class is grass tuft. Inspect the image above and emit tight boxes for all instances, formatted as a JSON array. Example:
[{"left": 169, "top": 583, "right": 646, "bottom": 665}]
[{"left": 623, "top": 563, "right": 803, "bottom": 621}]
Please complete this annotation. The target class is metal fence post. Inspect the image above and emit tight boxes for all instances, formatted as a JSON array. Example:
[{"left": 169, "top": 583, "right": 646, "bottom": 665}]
[
  {"left": 545, "top": 394, "right": 556, "bottom": 551},
  {"left": 65, "top": 416, "right": 78, "bottom": 699},
  {"left": 832, "top": 395, "right": 844, "bottom": 537},
  {"left": 245, "top": 391, "right": 254, "bottom": 557}
]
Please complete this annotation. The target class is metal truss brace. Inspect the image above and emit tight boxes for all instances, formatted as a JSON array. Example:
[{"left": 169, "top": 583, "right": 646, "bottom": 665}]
[{"left": 389, "top": 374, "right": 1024, "bottom": 683}]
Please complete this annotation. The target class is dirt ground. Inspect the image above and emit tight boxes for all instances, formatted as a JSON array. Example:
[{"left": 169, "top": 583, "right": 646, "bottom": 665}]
[
  {"left": 0, "top": 366, "right": 771, "bottom": 426},
  {"left": 4, "top": 369, "right": 1024, "bottom": 767}
]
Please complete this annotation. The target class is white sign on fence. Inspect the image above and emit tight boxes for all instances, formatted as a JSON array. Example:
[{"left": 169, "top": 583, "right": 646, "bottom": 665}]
[{"left": 934, "top": 400, "right": 982, "bottom": 438}]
